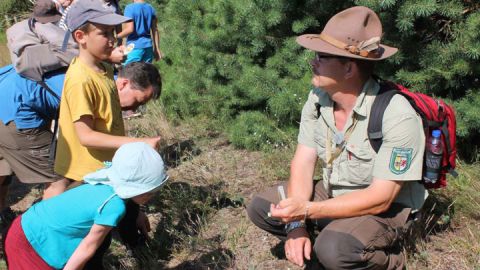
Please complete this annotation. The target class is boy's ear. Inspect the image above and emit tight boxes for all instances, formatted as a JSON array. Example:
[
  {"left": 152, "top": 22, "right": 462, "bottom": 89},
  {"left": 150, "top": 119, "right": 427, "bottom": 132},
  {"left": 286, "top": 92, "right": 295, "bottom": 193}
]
[{"left": 73, "top": 29, "right": 87, "bottom": 45}]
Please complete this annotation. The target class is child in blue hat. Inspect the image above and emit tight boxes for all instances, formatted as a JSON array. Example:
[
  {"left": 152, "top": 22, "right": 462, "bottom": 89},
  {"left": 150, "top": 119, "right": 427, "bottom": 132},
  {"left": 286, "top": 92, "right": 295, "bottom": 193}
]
[{"left": 4, "top": 142, "right": 168, "bottom": 270}]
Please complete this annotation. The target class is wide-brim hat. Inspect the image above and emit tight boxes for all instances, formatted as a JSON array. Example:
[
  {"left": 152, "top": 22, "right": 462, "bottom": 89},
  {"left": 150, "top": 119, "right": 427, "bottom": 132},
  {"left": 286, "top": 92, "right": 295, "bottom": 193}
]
[
  {"left": 84, "top": 142, "right": 169, "bottom": 199},
  {"left": 32, "top": 0, "right": 62, "bottom": 24},
  {"left": 297, "top": 6, "right": 397, "bottom": 61}
]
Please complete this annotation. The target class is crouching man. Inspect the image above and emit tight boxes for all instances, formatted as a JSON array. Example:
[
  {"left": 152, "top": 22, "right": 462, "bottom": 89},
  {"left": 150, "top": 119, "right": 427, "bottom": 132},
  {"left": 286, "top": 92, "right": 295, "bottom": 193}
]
[{"left": 247, "top": 6, "right": 426, "bottom": 270}]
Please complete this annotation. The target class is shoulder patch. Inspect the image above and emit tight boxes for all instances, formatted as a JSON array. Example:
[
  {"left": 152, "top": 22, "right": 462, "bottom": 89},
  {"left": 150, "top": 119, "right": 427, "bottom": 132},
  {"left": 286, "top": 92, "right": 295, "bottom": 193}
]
[{"left": 389, "top": 147, "right": 413, "bottom": 174}]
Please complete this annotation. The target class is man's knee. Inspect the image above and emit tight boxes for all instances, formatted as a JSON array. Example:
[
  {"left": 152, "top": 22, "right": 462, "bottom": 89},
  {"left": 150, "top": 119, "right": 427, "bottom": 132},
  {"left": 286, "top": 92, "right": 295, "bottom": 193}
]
[
  {"left": 314, "top": 229, "right": 367, "bottom": 270},
  {"left": 246, "top": 195, "right": 268, "bottom": 227}
]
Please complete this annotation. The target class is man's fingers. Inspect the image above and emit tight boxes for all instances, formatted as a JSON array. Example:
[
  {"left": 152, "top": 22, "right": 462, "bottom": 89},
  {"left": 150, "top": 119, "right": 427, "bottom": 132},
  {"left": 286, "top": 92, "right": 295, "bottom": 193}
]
[{"left": 304, "top": 240, "right": 311, "bottom": 260}]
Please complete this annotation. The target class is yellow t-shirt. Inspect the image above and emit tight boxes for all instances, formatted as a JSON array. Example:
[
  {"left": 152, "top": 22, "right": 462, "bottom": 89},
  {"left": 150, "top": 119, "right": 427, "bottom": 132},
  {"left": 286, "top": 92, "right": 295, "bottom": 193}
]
[{"left": 54, "top": 58, "right": 125, "bottom": 181}]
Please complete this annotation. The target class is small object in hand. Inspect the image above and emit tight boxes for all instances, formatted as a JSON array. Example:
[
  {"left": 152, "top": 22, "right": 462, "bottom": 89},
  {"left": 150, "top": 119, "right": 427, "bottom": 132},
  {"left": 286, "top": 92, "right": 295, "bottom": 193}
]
[
  {"left": 277, "top": 185, "right": 286, "bottom": 201},
  {"left": 124, "top": 43, "right": 135, "bottom": 55},
  {"left": 267, "top": 212, "right": 272, "bottom": 217}
]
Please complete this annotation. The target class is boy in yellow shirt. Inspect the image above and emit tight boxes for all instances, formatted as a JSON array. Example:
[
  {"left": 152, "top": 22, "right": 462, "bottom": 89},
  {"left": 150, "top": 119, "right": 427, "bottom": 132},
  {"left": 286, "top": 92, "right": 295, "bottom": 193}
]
[{"left": 55, "top": 0, "right": 160, "bottom": 182}]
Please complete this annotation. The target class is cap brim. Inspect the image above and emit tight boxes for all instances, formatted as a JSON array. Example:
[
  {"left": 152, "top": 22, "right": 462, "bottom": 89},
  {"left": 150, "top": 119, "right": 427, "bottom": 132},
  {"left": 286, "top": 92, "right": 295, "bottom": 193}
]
[
  {"left": 89, "top": 13, "right": 132, "bottom": 26},
  {"left": 296, "top": 34, "right": 398, "bottom": 61}
]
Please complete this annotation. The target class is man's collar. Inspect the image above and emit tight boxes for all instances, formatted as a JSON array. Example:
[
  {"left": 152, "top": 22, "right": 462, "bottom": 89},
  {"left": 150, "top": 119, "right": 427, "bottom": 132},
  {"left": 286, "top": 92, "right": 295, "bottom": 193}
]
[{"left": 352, "top": 78, "right": 379, "bottom": 117}]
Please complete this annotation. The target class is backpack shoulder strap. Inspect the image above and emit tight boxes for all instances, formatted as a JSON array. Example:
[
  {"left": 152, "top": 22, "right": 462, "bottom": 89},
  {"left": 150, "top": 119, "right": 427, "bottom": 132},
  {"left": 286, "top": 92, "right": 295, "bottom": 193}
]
[
  {"left": 37, "top": 81, "right": 60, "bottom": 101},
  {"left": 36, "top": 80, "right": 60, "bottom": 162},
  {"left": 368, "top": 84, "right": 398, "bottom": 153}
]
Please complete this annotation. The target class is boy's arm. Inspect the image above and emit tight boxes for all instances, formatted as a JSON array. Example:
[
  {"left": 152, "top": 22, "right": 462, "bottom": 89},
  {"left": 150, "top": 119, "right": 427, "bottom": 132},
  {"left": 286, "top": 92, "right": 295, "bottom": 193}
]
[
  {"left": 74, "top": 115, "right": 161, "bottom": 149},
  {"left": 63, "top": 224, "right": 112, "bottom": 270},
  {"left": 151, "top": 17, "right": 163, "bottom": 60}
]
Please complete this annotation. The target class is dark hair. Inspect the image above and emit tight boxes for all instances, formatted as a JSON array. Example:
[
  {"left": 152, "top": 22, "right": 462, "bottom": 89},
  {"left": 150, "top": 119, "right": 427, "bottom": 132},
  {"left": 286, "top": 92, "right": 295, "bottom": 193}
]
[
  {"left": 117, "top": 62, "right": 162, "bottom": 99},
  {"left": 337, "top": 57, "right": 375, "bottom": 80}
]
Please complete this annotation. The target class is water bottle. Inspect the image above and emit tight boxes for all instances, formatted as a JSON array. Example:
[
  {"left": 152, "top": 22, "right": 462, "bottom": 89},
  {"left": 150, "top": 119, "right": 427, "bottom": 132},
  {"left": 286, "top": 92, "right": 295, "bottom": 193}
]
[{"left": 423, "top": 130, "right": 443, "bottom": 184}]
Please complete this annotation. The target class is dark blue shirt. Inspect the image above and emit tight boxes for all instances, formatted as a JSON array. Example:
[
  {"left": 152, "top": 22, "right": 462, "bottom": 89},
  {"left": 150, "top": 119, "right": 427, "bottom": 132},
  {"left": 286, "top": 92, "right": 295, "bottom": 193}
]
[{"left": 0, "top": 65, "right": 65, "bottom": 129}]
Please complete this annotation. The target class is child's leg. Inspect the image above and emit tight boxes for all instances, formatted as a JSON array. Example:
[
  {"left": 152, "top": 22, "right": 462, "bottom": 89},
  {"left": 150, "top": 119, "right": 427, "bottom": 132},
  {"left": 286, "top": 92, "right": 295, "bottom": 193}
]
[
  {"left": 0, "top": 175, "right": 12, "bottom": 210},
  {"left": 4, "top": 215, "right": 54, "bottom": 270}
]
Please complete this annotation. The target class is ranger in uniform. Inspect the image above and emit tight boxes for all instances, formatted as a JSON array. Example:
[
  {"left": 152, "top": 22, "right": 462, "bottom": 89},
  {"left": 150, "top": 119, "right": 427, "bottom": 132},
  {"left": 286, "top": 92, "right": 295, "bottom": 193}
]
[{"left": 247, "top": 6, "right": 426, "bottom": 269}]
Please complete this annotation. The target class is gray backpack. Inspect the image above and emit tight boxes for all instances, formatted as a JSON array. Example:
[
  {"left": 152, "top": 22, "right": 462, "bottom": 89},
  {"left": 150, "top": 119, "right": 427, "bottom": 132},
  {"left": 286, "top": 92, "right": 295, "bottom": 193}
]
[{"left": 6, "top": 18, "right": 78, "bottom": 81}]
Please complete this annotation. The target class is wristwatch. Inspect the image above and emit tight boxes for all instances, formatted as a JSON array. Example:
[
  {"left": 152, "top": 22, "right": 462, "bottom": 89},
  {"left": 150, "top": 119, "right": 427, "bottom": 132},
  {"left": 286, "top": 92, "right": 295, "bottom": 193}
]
[{"left": 285, "top": 221, "right": 306, "bottom": 234}]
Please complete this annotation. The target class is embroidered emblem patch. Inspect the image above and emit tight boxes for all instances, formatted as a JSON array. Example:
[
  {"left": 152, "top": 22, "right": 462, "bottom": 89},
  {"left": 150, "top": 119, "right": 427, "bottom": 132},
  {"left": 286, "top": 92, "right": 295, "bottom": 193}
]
[{"left": 389, "top": 148, "right": 413, "bottom": 174}]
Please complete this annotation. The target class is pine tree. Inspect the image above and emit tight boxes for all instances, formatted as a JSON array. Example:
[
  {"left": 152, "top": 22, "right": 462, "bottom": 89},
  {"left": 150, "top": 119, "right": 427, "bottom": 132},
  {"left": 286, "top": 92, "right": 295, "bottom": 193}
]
[{"left": 153, "top": 0, "right": 479, "bottom": 159}]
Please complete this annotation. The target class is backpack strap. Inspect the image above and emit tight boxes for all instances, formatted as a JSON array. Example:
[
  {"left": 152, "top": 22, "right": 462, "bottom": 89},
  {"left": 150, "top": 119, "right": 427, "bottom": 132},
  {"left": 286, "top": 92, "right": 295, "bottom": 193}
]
[
  {"left": 37, "top": 81, "right": 60, "bottom": 162},
  {"left": 368, "top": 86, "right": 398, "bottom": 153}
]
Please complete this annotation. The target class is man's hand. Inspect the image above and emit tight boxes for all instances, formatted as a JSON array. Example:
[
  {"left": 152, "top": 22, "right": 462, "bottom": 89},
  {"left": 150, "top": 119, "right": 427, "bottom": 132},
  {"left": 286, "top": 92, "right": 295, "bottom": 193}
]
[
  {"left": 270, "top": 197, "right": 309, "bottom": 223},
  {"left": 285, "top": 228, "right": 311, "bottom": 267},
  {"left": 136, "top": 210, "right": 151, "bottom": 238},
  {"left": 109, "top": 46, "right": 126, "bottom": 64}
]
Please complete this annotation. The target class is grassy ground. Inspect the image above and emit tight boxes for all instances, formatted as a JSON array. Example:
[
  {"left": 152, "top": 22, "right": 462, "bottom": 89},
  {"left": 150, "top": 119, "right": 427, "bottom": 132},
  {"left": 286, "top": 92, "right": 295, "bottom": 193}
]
[{"left": 107, "top": 104, "right": 480, "bottom": 269}]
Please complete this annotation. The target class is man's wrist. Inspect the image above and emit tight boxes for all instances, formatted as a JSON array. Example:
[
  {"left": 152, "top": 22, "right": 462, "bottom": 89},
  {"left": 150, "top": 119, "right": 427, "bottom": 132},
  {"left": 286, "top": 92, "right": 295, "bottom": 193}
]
[{"left": 285, "top": 221, "right": 306, "bottom": 234}]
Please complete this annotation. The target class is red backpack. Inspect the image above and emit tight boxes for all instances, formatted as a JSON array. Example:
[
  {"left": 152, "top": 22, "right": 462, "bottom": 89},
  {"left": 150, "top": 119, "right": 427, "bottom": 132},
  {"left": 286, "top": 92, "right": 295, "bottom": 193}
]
[{"left": 368, "top": 81, "right": 457, "bottom": 189}]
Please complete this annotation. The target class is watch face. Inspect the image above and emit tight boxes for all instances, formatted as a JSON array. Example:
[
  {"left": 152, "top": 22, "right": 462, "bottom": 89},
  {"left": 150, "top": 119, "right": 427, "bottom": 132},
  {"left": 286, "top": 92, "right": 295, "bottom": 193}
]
[{"left": 285, "top": 221, "right": 306, "bottom": 234}]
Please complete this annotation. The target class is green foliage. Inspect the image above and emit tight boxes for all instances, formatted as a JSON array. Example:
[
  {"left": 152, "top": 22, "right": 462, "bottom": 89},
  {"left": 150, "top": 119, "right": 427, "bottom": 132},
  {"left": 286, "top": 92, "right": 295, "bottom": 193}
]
[
  {"left": 154, "top": 0, "right": 480, "bottom": 155},
  {"left": 0, "top": 0, "right": 32, "bottom": 29},
  {"left": 228, "top": 111, "right": 294, "bottom": 151}
]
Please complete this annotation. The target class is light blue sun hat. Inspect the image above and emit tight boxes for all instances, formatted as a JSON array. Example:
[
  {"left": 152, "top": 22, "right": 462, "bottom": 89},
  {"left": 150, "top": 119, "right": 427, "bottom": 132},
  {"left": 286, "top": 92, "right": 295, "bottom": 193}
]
[{"left": 84, "top": 142, "right": 168, "bottom": 199}]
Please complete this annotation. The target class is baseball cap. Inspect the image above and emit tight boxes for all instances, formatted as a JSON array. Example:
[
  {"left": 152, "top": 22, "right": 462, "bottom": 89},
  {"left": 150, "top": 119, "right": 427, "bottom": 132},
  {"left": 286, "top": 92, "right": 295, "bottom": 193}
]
[
  {"left": 32, "top": 0, "right": 62, "bottom": 24},
  {"left": 64, "top": 0, "right": 131, "bottom": 31}
]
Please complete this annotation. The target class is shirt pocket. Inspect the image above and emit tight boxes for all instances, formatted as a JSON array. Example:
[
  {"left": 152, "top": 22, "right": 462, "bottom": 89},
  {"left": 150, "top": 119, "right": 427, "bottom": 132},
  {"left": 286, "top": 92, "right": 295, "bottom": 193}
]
[{"left": 344, "top": 141, "right": 375, "bottom": 185}]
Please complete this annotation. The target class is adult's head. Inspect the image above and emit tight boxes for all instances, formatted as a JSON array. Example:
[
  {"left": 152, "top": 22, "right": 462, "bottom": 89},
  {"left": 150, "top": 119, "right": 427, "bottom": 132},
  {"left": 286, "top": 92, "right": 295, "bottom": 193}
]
[
  {"left": 296, "top": 6, "right": 397, "bottom": 90},
  {"left": 116, "top": 62, "right": 162, "bottom": 111},
  {"left": 84, "top": 142, "right": 168, "bottom": 204},
  {"left": 32, "top": 0, "right": 62, "bottom": 23}
]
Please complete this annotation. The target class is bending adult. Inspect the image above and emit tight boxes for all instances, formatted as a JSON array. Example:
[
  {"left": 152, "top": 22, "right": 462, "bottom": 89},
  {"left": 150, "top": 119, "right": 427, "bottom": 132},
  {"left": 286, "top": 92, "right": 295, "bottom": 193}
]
[{"left": 0, "top": 62, "right": 162, "bottom": 220}]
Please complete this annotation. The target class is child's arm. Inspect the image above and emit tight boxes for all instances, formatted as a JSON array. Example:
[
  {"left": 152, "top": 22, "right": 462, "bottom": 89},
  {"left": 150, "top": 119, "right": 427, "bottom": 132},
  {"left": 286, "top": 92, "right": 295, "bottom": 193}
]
[
  {"left": 151, "top": 17, "right": 163, "bottom": 61},
  {"left": 117, "top": 21, "right": 134, "bottom": 39},
  {"left": 74, "top": 115, "right": 161, "bottom": 149},
  {"left": 63, "top": 224, "right": 112, "bottom": 270}
]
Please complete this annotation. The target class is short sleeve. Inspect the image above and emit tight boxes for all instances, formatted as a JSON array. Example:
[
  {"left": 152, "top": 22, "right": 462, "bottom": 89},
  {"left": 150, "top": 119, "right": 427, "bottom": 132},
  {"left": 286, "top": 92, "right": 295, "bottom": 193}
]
[
  {"left": 94, "top": 197, "right": 126, "bottom": 227},
  {"left": 63, "top": 80, "right": 97, "bottom": 122},
  {"left": 297, "top": 90, "right": 319, "bottom": 149},
  {"left": 124, "top": 5, "right": 133, "bottom": 18},
  {"left": 373, "top": 95, "right": 425, "bottom": 181}
]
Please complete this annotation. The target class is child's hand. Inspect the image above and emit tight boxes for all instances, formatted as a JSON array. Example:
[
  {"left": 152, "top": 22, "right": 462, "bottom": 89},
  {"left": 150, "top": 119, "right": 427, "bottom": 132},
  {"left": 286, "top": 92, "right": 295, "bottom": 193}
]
[
  {"left": 109, "top": 46, "right": 126, "bottom": 64},
  {"left": 144, "top": 137, "right": 161, "bottom": 150},
  {"left": 154, "top": 49, "right": 163, "bottom": 61},
  {"left": 136, "top": 210, "right": 151, "bottom": 238}
]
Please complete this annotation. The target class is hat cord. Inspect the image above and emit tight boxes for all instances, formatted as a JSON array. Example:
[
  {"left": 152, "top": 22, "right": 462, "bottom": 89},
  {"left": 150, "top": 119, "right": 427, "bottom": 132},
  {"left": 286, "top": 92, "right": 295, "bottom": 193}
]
[{"left": 308, "top": 33, "right": 381, "bottom": 58}]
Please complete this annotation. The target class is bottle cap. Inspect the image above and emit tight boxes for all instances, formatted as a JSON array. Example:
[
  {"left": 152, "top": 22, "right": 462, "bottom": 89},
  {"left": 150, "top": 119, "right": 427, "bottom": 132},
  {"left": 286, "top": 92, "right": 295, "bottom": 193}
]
[{"left": 432, "top": 130, "right": 441, "bottom": 138}]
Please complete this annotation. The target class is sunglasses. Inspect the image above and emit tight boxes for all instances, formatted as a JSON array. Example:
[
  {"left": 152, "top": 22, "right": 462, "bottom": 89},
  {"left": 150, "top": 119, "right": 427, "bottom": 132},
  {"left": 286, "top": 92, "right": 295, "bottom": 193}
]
[{"left": 314, "top": 53, "right": 339, "bottom": 61}]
